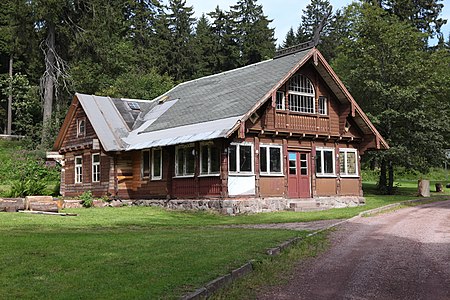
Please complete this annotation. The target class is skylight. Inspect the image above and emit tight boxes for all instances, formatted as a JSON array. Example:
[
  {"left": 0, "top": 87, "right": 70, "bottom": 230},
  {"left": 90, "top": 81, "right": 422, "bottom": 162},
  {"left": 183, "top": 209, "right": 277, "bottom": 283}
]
[{"left": 128, "top": 102, "right": 140, "bottom": 110}]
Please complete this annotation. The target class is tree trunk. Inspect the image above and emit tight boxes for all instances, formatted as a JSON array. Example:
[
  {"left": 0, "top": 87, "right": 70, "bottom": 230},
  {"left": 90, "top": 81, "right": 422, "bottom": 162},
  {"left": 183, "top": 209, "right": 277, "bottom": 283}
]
[
  {"left": 378, "top": 158, "right": 387, "bottom": 193},
  {"left": 7, "top": 54, "right": 13, "bottom": 135},
  {"left": 41, "top": 22, "right": 56, "bottom": 144},
  {"left": 387, "top": 160, "right": 394, "bottom": 195}
]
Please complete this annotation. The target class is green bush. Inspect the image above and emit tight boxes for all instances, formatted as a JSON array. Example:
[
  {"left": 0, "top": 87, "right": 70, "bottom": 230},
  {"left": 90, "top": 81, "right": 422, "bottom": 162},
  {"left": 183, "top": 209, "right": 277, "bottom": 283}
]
[
  {"left": 7, "top": 179, "right": 47, "bottom": 198},
  {"left": 1, "top": 140, "right": 60, "bottom": 197},
  {"left": 79, "top": 191, "right": 94, "bottom": 208}
]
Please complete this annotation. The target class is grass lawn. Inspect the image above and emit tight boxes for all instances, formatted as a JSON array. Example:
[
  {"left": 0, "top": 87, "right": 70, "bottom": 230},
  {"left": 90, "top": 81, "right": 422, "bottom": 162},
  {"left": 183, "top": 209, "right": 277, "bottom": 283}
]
[{"left": 1, "top": 184, "right": 449, "bottom": 299}]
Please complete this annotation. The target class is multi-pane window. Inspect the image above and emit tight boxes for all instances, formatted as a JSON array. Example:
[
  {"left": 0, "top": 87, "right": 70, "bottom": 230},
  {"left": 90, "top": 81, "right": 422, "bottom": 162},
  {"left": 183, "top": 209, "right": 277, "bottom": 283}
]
[
  {"left": 92, "top": 154, "right": 100, "bottom": 182},
  {"left": 318, "top": 96, "right": 328, "bottom": 115},
  {"left": 288, "top": 153, "right": 296, "bottom": 175},
  {"left": 142, "top": 150, "right": 150, "bottom": 178},
  {"left": 152, "top": 148, "right": 162, "bottom": 179},
  {"left": 142, "top": 149, "right": 163, "bottom": 180},
  {"left": 75, "top": 156, "right": 83, "bottom": 183},
  {"left": 260, "top": 145, "right": 283, "bottom": 175},
  {"left": 288, "top": 74, "right": 315, "bottom": 113},
  {"left": 176, "top": 145, "right": 195, "bottom": 177},
  {"left": 276, "top": 91, "right": 285, "bottom": 110},
  {"left": 77, "top": 119, "right": 85, "bottom": 137},
  {"left": 200, "top": 144, "right": 220, "bottom": 175},
  {"left": 229, "top": 143, "right": 253, "bottom": 174},
  {"left": 300, "top": 153, "right": 308, "bottom": 175},
  {"left": 316, "top": 148, "right": 335, "bottom": 176},
  {"left": 339, "top": 148, "right": 358, "bottom": 177}
]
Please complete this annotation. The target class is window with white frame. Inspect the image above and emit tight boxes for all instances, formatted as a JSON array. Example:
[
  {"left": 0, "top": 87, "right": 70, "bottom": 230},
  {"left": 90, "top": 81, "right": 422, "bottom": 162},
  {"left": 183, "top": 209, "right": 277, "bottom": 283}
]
[
  {"left": 142, "top": 150, "right": 150, "bottom": 178},
  {"left": 75, "top": 156, "right": 83, "bottom": 183},
  {"left": 318, "top": 96, "right": 328, "bottom": 115},
  {"left": 276, "top": 90, "right": 285, "bottom": 110},
  {"left": 260, "top": 145, "right": 283, "bottom": 175},
  {"left": 175, "top": 145, "right": 195, "bottom": 177},
  {"left": 316, "top": 148, "right": 335, "bottom": 176},
  {"left": 200, "top": 143, "right": 220, "bottom": 175},
  {"left": 288, "top": 74, "right": 315, "bottom": 113},
  {"left": 339, "top": 148, "right": 358, "bottom": 177},
  {"left": 92, "top": 153, "right": 100, "bottom": 182},
  {"left": 142, "top": 149, "right": 163, "bottom": 180},
  {"left": 77, "top": 119, "right": 85, "bottom": 137},
  {"left": 229, "top": 143, "right": 253, "bottom": 174},
  {"left": 152, "top": 148, "right": 162, "bottom": 179}
]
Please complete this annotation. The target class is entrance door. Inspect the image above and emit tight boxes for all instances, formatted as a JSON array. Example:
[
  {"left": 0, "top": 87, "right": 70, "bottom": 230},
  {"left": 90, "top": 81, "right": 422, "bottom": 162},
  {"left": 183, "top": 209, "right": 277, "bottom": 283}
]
[{"left": 288, "top": 152, "right": 311, "bottom": 198}]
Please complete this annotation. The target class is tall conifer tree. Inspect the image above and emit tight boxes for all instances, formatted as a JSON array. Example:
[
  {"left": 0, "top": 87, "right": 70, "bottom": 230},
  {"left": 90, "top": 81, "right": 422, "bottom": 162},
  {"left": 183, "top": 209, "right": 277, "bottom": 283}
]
[
  {"left": 230, "top": 0, "right": 275, "bottom": 65},
  {"left": 208, "top": 6, "right": 240, "bottom": 72}
]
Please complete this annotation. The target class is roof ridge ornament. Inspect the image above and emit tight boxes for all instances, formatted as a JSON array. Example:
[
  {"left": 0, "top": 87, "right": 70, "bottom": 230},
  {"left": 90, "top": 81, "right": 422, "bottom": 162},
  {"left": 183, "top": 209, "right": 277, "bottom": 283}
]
[{"left": 274, "top": 40, "right": 315, "bottom": 59}]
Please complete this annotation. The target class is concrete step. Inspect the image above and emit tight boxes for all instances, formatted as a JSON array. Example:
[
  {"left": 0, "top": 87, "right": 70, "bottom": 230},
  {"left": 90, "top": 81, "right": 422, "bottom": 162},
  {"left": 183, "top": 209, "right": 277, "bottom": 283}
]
[{"left": 288, "top": 200, "right": 326, "bottom": 212}]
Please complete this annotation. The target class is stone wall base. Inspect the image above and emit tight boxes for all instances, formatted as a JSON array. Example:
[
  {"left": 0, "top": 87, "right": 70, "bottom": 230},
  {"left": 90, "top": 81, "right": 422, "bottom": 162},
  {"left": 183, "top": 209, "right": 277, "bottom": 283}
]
[
  {"left": 133, "top": 196, "right": 365, "bottom": 215},
  {"left": 315, "top": 196, "right": 365, "bottom": 208},
  {"left": 1, "top": 196, "right": 365, "bottom": 214}
]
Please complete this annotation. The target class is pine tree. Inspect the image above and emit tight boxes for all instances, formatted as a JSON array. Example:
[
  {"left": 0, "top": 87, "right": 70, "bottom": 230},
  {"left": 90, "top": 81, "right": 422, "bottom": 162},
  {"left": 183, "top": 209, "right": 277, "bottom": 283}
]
[
  {"left": 125, "top": 0, "right": 160, "bottom": 71},
  {"left": 0, "top": 0, "right": 21, "bottom": 134},
  {"left": 208, "top": 6, "right": 240, "bottom": 72},
  {"left": 31, "top": 0, "right": 75, "bottom": 144},
  {"left": 230, "top": 0, "right": 275, "bottom": 65},
  {"left": 282, "top": 27, "right": 297, "bottom": 48},
  {"left": 192, "top": 14, "right": 215, "bottom": 78},
  {"left": 69, "top": 0, "right": 135, "bottom": 94},
  {"left": 165, "top": 0, "right": 196, "bottom": 81},
  {"left": 299, "top": 0, "right": 333, "bottom": 44}
]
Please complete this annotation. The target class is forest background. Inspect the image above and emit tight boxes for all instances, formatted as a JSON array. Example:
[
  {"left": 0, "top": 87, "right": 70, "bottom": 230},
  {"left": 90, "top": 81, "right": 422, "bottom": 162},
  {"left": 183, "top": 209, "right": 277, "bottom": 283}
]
[{"left": 0, "top": 0, "right": 449, "bottom": 194}]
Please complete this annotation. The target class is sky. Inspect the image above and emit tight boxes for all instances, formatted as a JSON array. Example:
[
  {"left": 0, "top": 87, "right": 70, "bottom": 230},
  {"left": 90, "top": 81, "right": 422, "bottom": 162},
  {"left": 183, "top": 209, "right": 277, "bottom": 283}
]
[{"left": 184, "top": 0, "right": 450, "bottom": 46}]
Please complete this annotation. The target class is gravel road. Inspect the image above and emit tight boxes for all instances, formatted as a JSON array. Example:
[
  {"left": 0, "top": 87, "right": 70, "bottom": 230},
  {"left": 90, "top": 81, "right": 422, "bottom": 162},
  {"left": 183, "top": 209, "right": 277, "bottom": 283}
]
[{"left": 258, "top": 200, "right": 450, "bottom": 300}]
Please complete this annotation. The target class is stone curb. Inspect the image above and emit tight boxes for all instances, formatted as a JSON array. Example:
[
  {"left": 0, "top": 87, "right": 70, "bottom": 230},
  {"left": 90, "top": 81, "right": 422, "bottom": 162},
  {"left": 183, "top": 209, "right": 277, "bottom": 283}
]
[
  {"left": 266, "top": 236, "right": 302, "bottom": 256},
  {"left": 181, "top": 197, "right": 449, "bottom": 299},
  {"left": 181, "top": 261, "right": 254, "bottom": 300}
]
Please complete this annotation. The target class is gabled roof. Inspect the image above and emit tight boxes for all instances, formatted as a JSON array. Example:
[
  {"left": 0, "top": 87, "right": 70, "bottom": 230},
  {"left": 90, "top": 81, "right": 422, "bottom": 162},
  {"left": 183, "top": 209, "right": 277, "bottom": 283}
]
[{"left": 54, "top": 44, "right": 388, "bottom": 152}]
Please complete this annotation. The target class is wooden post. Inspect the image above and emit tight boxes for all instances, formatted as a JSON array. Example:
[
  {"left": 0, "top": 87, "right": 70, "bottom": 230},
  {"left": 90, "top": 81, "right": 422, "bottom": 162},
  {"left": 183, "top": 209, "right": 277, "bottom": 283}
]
[
  {"left": 254, "top": 136, "right": 260, "bottom": 197},
  {"left": 220, "top": 140, "right": 229, "bottom": 199}
]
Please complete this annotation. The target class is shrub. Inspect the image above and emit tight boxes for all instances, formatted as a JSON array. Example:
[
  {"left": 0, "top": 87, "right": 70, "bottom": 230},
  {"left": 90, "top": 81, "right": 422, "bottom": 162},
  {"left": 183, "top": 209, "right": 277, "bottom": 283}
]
[
  {"left": 1, "top": 140, "right": 60, "bottom": 197},
  {"left": 79, "top": 191, "right": 94, "bottom": 208},
  {"left": 7, "top": 179, "right": 47, "bottom": 198}
]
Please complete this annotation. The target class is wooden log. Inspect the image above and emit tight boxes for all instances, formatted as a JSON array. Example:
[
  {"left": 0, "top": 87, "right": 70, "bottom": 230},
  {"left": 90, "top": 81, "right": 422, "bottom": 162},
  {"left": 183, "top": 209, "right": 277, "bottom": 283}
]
[{"left": 29, "top": 202, "right": 59, "bottom": 212}]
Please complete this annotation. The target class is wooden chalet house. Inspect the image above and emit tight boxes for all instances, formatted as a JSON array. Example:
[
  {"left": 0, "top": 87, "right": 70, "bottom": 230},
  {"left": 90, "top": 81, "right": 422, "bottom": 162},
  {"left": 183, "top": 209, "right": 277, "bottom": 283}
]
[{"left": 53, "top": 43, "right": 388, "bottom": 213}]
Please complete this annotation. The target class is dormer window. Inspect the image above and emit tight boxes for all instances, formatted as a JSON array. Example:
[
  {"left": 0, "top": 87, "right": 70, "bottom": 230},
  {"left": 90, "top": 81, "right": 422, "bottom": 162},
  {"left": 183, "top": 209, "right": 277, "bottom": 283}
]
[
  {"left": 288, "top": 74, "right": 315, "bottom": 114},
  {"left": 77, "top": 119, "right": 85, "bottom": 137}
]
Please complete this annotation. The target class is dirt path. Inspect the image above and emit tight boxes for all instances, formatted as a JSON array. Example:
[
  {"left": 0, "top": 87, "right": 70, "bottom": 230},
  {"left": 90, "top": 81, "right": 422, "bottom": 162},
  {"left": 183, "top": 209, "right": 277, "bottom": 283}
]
[{"left": 258, "top": 200, "right": 450, "bottom": 300}]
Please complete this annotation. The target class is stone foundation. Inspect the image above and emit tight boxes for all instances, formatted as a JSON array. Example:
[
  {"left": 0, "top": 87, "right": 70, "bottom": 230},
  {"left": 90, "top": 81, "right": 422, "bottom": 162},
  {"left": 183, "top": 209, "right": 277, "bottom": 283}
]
[
  {"left": 133, "top": 196, "right": 365, "bottom": 215},
  {"left": 1, "top": 196, "right": 365, "bottom": 214},
  {"left": 315, "top": 196, "right": 365, "bottom": 208}
]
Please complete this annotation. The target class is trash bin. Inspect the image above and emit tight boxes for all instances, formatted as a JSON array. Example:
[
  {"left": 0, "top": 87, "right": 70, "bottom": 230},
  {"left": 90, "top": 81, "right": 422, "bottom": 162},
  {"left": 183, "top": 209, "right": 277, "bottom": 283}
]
[{"left": 435, "top": 183, "right": 443, "bottom": 192}]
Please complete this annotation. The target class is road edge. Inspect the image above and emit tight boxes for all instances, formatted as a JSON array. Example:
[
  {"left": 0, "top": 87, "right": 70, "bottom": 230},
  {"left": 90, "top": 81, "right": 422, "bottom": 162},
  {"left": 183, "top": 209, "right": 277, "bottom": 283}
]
[{"left": 180, "top": 196, "right": 450, "bottom": 299}]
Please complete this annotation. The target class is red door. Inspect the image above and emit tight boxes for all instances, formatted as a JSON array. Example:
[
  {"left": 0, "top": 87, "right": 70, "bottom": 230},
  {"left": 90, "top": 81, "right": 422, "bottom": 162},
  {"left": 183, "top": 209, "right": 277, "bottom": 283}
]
[{"left": 288, "top": 152, "right": 311, "bottom": 198}]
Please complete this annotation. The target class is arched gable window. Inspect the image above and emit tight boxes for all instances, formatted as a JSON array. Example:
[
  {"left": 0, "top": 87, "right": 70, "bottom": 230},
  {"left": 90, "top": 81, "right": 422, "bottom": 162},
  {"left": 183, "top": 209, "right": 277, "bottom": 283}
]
[{"left": 288, "top": 74, "right": 315, "bottom": 113}]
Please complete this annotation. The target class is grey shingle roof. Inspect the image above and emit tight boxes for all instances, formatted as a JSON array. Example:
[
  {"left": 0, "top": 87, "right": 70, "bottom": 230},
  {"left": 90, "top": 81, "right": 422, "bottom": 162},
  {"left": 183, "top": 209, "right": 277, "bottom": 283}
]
[
  {"left": 73, "top": 48, "right": 314, "bottom": 151},
  {"left": 140, "top": 48, "right": 311, "bottom": 133}
]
